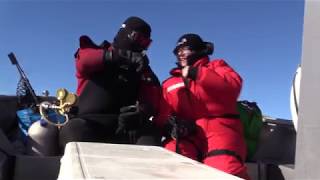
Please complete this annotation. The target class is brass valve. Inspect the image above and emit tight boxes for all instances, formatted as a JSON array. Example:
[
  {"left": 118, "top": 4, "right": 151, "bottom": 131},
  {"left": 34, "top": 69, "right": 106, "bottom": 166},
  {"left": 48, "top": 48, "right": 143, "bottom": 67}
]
[
  {"left": 39, "top": 88, "right": 77, "bottom": 127},
  {"left": 56, "top": 88, "right": 77, "bottom": 115}
]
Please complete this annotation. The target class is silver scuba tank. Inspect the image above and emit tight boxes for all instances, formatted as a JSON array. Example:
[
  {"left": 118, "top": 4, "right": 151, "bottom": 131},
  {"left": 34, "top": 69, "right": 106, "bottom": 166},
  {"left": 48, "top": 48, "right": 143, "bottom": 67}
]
[{"left": 26, "top": 120, "right": 59, "bottom": 156}]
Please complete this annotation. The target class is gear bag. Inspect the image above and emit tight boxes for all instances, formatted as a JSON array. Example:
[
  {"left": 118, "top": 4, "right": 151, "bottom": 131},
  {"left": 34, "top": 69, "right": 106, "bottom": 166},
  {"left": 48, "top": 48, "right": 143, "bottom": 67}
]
[{"left": 237, "top": 100, "right": 263, "bottom": 160}]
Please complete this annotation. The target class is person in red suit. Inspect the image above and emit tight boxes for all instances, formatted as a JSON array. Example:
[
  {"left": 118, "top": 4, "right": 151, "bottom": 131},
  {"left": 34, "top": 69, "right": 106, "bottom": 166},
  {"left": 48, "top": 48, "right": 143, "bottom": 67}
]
[
  {"left": 59, "top": 16, "right": 161, "bottom": 151},
  {"left": 154, "top": 33, "right": 250, "bottom": 179}
]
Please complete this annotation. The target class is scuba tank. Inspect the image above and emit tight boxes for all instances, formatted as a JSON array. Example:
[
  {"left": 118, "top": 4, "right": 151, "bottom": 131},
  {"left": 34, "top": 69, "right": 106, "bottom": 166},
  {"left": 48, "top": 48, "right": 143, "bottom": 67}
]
[{"left": 26, "top": 120, "right": 59, "bottom": 156}]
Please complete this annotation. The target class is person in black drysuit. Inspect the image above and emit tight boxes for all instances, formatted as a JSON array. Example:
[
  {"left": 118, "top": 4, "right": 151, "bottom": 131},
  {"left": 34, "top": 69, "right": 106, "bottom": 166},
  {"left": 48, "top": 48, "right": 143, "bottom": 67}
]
[{"left": 59, "top": 16, "right": 161, "bottom": 152}]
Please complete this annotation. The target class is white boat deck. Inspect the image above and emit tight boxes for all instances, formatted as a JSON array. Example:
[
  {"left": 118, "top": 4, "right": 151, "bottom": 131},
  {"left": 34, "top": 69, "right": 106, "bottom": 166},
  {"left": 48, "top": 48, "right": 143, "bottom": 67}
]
[{"left": 58, "top": 142, "right": 242, "bottom": 180}]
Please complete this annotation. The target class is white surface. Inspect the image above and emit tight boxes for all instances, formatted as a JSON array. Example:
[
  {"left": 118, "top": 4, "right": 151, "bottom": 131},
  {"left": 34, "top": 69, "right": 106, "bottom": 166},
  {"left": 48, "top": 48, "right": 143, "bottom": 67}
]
[
  {"left": 290, "top": 65, "right": 301, "bottom": 131},
  {"left": 295, "top": 1, "right": 320, "bottom": 179},
  {"left": 58, "top": 142, "right": 242, "bottom": 180}
]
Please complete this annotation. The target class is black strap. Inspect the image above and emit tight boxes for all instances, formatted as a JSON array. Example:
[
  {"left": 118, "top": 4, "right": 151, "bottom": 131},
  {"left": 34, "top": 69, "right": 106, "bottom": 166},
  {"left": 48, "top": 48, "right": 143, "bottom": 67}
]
[
  {"left": 172, "top": 117, "right": 180, "bottom": 154},
  {"left": 184, "top": 138, "right": 203, "bottom": 161},
  {"left": 205, "top": 149, "right": 243, "bottom": 164},
  {"left": 172, "top": 137, "right": 203, "bottom": 161},
  {"left": 209, "top": 114, "right": 240, "bottom": 119}
]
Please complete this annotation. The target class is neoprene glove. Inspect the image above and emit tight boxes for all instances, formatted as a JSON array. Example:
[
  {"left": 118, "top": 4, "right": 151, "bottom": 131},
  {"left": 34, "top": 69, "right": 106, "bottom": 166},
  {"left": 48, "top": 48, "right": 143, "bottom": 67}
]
[
  {"left": 129, "top": 51, "right": 148, "bottom": 72},
  {"left": 164, "top": 116, "right": 197, "bottom": 139},
  {"left": 104, "top": 49, "right": 147, "bottom": 73},
  {"left": 116, "top": 104, "right": 142, "bottom": 135}
]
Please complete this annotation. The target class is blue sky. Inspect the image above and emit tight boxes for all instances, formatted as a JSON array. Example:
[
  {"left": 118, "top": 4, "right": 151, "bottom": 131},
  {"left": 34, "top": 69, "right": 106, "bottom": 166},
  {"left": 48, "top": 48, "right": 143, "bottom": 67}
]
[{"left": 0, "top": 0, "right": 304, "bottom": 120}]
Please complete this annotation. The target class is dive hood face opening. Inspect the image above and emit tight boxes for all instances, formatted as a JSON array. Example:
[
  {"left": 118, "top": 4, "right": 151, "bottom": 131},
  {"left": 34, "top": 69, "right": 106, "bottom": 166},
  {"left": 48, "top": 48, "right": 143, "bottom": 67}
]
[
  {"left": 126, "top": 29, "right": 152, "bottom": 50},
  {"left": 114, "top": 16, "right": 152, "bottom": 52}
]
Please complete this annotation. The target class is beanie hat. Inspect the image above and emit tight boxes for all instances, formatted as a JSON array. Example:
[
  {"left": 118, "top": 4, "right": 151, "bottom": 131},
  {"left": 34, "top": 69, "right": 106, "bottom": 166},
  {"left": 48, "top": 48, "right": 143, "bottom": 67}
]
[
  {"left": 113, "top": 16, "right": 152, "bottom": 52},
  {"left": 173, "top": 33, "right": 213, "bottom": 55}
]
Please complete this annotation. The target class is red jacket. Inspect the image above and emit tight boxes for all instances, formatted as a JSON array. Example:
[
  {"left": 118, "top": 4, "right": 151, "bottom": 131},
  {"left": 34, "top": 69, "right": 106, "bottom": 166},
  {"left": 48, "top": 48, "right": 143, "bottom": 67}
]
[
  {"left": 155, "top": 56, "right": 248, "bottom": 179},
  {"left": 155, "top": 56, "right": 242, "bottom": 128}
]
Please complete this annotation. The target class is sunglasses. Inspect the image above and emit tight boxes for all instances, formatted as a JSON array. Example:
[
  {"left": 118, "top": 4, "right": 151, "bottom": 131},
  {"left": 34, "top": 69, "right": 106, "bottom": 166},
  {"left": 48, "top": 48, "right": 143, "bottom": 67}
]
[{"left": 128, "top": 31, "right": 152, "bottom": 50}]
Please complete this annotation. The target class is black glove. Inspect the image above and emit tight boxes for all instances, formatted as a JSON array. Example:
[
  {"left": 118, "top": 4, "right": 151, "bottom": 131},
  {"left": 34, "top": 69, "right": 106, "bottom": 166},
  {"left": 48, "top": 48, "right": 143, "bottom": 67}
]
[
  {"left": 116, "top": 104, "right": 143, "bottom": 135},
  {"left": 164, "top": 116, "right": 197, "bottom": 139},
  {"left": 130, "top": 51, "right": 148, "bottom": 72},
  {"left": 104, "top": 49, "right": 147, "bottom": 73}
]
